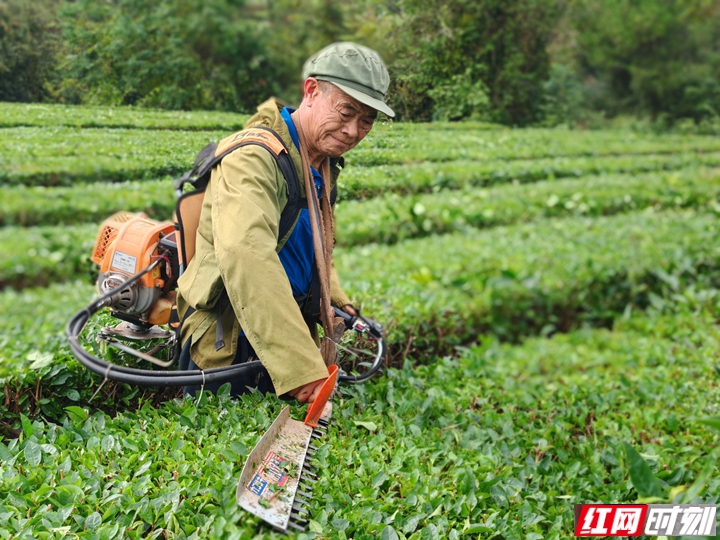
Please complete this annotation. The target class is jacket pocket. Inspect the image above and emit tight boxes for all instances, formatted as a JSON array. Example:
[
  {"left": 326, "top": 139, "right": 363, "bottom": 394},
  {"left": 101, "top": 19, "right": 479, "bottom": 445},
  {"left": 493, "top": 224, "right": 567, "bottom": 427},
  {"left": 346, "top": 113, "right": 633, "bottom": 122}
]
[
  {"left": 188, "top": 301, "right": 239, "bottom": 369},
  {"left": 178, "top": 252, "right": 225, "bottom": 310}
]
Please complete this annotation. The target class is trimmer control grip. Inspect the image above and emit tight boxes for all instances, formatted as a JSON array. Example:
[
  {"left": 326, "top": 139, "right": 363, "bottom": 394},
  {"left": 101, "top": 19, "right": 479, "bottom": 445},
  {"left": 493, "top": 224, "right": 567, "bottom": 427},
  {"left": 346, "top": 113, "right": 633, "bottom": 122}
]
[
  {"left": 332, "top": 306, "right": 384, "bottom": 339},
  {"left": 304, "top": 364, "right": 338, "bottom": 428}
]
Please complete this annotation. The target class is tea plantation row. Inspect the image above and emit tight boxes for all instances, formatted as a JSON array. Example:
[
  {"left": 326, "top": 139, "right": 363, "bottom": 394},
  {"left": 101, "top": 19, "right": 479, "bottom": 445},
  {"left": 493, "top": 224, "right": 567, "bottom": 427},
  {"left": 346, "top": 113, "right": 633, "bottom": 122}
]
[
  {"left": 0, "top": 102, "right": 250, "bottom": 131},
  {"left": 4, "top": 152, "right": 720, "bottom": 227},
  {"left": 2, "top": 210, "right": 718, "bottom": 411},
  {"left": 1, "top": 103, "right": 719, "bottom": 539},
  {"left": 0, "top": 300, "right": 718, "bottom": 539},
  {"left": 4, "top": 124, "right": 720, "bottom": 186},
  {"left": 3, "top": 169, "right": 720, "bottom": 291}
]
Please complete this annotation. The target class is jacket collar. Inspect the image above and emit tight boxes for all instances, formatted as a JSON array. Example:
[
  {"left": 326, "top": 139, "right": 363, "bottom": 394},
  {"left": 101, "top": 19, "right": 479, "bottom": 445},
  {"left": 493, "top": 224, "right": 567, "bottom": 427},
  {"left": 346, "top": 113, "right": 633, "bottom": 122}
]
[{"left": 244, "top": 98, "right": 344, "bottom": 187}]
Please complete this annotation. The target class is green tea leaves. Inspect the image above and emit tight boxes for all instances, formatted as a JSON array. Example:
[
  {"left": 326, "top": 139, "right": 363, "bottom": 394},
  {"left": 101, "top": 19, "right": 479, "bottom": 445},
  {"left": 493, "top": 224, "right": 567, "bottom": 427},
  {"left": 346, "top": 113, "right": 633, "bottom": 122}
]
[
  {"left": 353, "top": 420, "right": 378, "bottom": 432},
  {"left": 64, "top": 406, "right": 87, "bottom": 423},
  {"left": 695, "top": 416, "right": 720, "bottom": 433},
  {"left": 23, "top": 440, "right": 42, "bottom": 466},
  {"left": 623, "top": 443, "right": 664, "bottom": 499},
  {"left": 20, "top": 413, "right": 33, "bottom": 438},
  {"left": 2, "top": 103, "right": 720, "bottom": 539},
  {"left": 381, "top": 525, "right": 399, "bottom": 540}
]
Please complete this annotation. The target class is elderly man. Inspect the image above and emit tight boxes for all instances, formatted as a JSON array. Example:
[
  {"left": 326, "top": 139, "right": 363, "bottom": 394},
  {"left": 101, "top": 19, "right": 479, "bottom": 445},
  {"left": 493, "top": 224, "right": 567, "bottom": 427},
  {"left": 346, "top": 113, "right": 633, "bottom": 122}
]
[{"left": 176, "top": 42, "right": 394, "bottom": 403}]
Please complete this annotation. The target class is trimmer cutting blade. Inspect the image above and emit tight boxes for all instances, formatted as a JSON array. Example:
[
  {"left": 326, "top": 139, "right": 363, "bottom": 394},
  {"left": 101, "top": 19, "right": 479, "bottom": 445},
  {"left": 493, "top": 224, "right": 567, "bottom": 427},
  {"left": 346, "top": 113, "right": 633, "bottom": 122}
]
[{"left": 236, "top": 402, "right": 332, "bottom": 533}]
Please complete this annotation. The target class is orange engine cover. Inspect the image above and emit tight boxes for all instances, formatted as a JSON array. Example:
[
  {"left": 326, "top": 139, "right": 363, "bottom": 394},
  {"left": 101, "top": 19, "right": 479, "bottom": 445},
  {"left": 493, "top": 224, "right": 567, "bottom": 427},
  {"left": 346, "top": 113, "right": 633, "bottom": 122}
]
[{"left": 93, "top": 212, "right": 176, "bottom": 324}]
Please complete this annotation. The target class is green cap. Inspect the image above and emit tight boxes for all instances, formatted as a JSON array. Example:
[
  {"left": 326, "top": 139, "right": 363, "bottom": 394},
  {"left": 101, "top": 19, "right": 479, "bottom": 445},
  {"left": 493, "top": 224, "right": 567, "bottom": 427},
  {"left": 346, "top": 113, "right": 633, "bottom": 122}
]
[{"left": 302, "top": 42, "right": 395, "bottom": 118}]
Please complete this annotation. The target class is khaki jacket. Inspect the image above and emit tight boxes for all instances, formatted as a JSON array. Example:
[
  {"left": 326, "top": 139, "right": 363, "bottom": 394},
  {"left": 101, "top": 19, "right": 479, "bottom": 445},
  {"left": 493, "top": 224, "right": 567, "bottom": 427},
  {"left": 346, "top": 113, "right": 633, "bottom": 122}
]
[{"left": 176, "top": 99, "right": 351, "bottom": 396}]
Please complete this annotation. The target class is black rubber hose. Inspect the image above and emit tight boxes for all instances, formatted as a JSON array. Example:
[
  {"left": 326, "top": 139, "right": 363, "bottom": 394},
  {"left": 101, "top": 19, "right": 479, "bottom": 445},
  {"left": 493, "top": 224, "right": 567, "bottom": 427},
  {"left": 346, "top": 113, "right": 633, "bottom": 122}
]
[
  {"left": 67, "top": 306, "right": 257, "bottom": 379},
  {"left": 65, "top": 263, "right": 267, "bottom": 387},
  {"left": 66, "top": 305, "right": 266, "bottom": 386},
  {"left": 66, "top": 263, "right": 386, "bottom": 388},
  {"left": 337, "top": 337, "right": 387, "bottom": 383}
]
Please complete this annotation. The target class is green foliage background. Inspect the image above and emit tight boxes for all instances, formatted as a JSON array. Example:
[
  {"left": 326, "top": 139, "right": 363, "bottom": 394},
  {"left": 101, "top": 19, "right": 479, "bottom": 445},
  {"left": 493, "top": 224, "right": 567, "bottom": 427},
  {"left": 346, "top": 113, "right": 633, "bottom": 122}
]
[
  {"left": 1, "top": 98, "right": 720, "bottom": 537},
  {"left": 1, "top": 1, "right": 720, "bottom": 533},
  {"left": 0, "top": 0, "right": 61, "bottom": 102},
  {"left": 55, "top": 0, "right": 279, "bottom": 111},
  {"left": 2, "top": 0, "right": 718, "bottom": 126},
  {"left": 546, "top": 0, "right": 720, "bottom": 127}
]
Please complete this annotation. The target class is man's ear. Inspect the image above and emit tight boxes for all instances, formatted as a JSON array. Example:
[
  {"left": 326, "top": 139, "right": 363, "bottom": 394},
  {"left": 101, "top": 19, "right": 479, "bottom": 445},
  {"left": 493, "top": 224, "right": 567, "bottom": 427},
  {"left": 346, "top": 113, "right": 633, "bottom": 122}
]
[{"left": 302, "top": 78, "right": 321, "bottom": 107}]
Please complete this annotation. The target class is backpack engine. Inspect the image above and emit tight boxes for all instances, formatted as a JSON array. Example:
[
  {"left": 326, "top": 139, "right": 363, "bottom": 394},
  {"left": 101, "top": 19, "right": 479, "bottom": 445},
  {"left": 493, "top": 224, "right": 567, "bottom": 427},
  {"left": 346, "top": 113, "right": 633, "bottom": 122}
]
[{"left": 91, "top": 212, "right": 179, "bottom": 338}]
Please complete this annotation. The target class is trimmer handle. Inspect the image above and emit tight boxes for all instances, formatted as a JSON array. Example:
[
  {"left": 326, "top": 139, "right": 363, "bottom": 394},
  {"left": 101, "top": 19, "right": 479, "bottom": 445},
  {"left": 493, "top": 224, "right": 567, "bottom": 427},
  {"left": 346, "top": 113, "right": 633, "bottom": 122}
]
[
  {"left": 333, "top": 306, "right": 384, "bottom": 339},
  {"left": 304, "top": 364, "right": 339, "bottom": 428}
]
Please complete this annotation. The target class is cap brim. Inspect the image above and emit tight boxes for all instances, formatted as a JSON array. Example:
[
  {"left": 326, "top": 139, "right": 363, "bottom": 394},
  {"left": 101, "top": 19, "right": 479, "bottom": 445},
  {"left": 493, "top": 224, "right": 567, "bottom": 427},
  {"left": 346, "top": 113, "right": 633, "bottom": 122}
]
[{"left": 328, "top": 81, "right": 395, "bottom": 118}]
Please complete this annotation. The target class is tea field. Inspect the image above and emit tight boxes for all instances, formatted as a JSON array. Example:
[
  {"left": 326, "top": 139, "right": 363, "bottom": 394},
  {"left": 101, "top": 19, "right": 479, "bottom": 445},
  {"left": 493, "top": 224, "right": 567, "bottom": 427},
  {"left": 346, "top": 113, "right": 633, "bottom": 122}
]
[{"left": 0, "top": 102, "right": 719, "bottom": 539}]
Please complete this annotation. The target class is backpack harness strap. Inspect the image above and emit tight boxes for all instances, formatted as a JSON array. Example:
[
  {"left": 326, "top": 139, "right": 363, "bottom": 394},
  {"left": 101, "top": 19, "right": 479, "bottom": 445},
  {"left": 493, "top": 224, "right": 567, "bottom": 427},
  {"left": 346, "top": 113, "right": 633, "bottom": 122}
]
[
  {"left": 175, "top": 126, "right": 303, "bottom": 243},
  {"left": 174, "top": 126, "right": 327, "bottom": 351}
]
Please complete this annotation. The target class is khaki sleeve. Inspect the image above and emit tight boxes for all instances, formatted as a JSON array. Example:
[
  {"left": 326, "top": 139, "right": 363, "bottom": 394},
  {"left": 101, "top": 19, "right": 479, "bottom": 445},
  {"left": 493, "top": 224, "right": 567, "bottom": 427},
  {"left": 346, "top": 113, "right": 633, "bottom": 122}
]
[{"left": 212, "top": 146, "right": 329, "bottom": 396}]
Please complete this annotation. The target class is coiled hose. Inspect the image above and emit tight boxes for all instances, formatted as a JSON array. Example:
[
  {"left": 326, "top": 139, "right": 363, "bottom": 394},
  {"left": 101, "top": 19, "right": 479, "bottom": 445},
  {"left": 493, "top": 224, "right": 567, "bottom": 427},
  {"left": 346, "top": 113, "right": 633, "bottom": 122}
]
[{"left": 66, "top": 262, "right": 386, "bottom": 387}]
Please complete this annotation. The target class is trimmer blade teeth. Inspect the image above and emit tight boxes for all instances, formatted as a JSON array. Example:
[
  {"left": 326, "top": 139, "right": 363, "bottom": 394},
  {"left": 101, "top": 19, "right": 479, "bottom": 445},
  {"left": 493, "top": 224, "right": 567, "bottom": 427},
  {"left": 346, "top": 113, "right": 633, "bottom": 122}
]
[
  {"left": 290, "top": 513, "right": 309, "bottom": 524},
  {"left": 238, "top": 403, "right": 335, "bottom": 535}
]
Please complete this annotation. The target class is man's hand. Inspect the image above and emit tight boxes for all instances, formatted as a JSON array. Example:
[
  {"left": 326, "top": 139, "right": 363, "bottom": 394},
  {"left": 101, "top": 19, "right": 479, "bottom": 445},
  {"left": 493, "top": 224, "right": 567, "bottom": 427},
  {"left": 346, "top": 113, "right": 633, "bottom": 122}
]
[
  {"left": 288, "top": 306, "right": 355, "bottom": 403},
  {"left": 341, "top": 304, "right": 357, "bottom": 317},
  {"left": 288, "top": 377, "right": 328, "bottom": 403}
]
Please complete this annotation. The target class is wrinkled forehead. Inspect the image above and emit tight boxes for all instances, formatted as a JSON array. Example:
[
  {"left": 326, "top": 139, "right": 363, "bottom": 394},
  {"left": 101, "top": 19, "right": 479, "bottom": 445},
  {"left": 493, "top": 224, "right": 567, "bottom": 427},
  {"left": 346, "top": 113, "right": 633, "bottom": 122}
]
[{"left": 326, "top": 84, "right": 378, "bottom": 118}]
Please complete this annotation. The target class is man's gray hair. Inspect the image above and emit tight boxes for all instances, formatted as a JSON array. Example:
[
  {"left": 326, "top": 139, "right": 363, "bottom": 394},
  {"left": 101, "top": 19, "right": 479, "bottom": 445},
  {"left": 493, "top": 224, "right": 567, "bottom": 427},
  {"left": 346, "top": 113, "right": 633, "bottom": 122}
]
[{"left": 316, "top": 80, "right": 337, "bottom": 95}]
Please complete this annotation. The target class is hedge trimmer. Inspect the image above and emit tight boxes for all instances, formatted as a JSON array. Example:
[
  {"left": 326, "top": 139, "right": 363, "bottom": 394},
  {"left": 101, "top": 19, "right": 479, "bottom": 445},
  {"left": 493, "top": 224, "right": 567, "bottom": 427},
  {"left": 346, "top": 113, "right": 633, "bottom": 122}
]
[{"left": 65, "top": 211, "right": 386, "bottom": 533}]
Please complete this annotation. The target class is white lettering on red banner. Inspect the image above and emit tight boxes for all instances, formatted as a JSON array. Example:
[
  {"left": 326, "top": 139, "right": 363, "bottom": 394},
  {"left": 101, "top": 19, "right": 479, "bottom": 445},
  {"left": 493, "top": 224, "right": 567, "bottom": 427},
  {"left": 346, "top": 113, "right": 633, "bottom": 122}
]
[
  {"left": 574, "top": 504, "right": 716, "bottom": 537},
  {"left": 575, "top": 505, "right": 647, "bottom": 536}
]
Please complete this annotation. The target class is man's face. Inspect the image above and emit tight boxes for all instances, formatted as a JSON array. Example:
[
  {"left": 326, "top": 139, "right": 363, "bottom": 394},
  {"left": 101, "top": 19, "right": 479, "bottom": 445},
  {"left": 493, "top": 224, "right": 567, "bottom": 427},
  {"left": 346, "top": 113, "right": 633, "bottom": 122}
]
[{"left": 305, "top": 81, "right": 377, "bottom": 159}]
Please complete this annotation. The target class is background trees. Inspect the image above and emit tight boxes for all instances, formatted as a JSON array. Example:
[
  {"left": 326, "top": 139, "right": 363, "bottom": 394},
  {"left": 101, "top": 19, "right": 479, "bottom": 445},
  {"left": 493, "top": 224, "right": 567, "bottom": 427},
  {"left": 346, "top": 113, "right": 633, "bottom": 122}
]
[
  {"left": 55, "top": 0, "right": 278, "bottom": 111},
  {"left": 549, "top": 0, "right": 720, "bottom": 126},
  {"left": 0, "top": 0, "right": 718, "bottom": 126},
  {"left": 0, "top": 0, "right": 61, "bottom": 102},
  {"left": 376, "top": 0, "right": 560, "bottom": 125}
]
